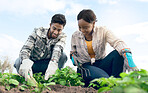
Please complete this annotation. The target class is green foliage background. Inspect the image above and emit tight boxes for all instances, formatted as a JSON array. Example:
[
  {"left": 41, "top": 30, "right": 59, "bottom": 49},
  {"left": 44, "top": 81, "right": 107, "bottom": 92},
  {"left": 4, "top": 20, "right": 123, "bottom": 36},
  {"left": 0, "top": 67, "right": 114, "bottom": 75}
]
[{"left": 89, "top": 69, "right": 148, "bottom": 93}]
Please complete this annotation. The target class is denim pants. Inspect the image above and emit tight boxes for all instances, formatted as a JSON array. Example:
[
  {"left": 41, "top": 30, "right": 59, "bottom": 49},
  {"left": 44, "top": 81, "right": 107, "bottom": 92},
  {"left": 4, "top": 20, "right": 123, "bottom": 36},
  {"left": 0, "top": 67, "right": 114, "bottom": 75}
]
[
  {"left": 77, "top": 50, "right": 124, "bottom": 87},
  {"left": 14, "top": 52, "right": 67, "bottom": 75}
]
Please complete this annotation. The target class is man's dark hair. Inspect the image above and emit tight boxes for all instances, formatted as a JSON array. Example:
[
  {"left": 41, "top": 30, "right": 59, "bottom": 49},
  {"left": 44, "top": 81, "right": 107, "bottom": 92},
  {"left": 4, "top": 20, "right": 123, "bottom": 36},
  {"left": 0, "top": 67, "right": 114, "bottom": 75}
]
[
  {"left": 51, "top": 14, "right": 66, "bottom": 27},
  {"left": 77, "top": 9, "right": 97, "bottom": 23}
]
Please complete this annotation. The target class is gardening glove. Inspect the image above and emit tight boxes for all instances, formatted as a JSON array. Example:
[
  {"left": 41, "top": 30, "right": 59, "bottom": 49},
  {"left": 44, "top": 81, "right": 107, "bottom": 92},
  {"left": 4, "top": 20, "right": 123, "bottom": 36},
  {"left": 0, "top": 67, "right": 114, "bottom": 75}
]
[
  {"left": 91, "top": 58, "right": 95, "bottom": 65},
  {"left": 70, "top": 51, "right": 80, "bottom": 66},
  {"left": 44, "top": 60, "right": 58, "bottom": 80},
  {"left": 121, "top": 48, "right": 138, "bottom": 71},
  {"left": 70, "top": 51, "right": 76, "bottom": 66},
  {"left": 71, "top": 55, "right": 76, "bottom": 66},
  {"left": 19, "top": 59, "right": 34, "bottom": 81}
]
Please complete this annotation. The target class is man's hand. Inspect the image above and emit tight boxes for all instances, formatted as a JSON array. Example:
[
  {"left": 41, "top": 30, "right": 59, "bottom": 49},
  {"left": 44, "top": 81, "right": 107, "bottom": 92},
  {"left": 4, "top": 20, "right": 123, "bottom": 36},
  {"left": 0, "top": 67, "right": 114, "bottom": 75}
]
[
  {"left": 19, "top": 59, "right": 34, "bottom": 81},
  {"left": 44, "top": 61, "right": 58, "bottom": 80}
]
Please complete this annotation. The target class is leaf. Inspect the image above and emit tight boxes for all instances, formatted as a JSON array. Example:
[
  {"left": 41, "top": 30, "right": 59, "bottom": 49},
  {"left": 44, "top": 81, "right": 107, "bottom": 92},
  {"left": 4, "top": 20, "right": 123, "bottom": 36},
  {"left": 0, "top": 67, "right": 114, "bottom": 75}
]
[
  {"left": 19, "top": 86, "right": 24, "bottom": 91},
  {"left": 139, "top": 83, "right": 148, "bottom": 91},
  {"left": 70, "top": 74, "right": 77, "bottom": 79},
  {"left": 119, "top": 77, "right": 132, "bottom": 84},
  {"left": 2, "top": 75, "right": 8, "bottom": 80},
  {"left": 44, "top": 82, "right": 55, "bottom": 86},
  {"left": 48, "top": 77, "right": 56, "bottom": 82},
  {"left": 79, "top": 82, "right": 85, "bottom": 86},
  {"left": 19, "top": 85, "right": 28, "bottom": 91},
  {"left": 48, "top": 82, "right": 56, "bottom": 85},
  {"left": 112, "top": 86, "right": 123, "bottom": 93},
  {"left": 98, "top": 87, "right": 111, "bottom": 93},
  {"left": 9, "top": 79, "right": 19, "bottom": 86},
  {"left": 34, "top": 88, "right": 39, "bottom": 92},
  {"left": 0, "top": 78, "right": 3, "bottom": 83},
  {"left": 21, "top": 84, "right": 28, "bottom": 88},
  {"left": 124, "top": 85, "right": 147, "bottom": 93},
  {"left": 27, "top": 78, "right": 37, "bottom": 87},
  {"left": 90, "top": 78, "right": 100, "bottom": 83},
  {"left": 47, "top": 87, "right": 51, "bottom": 91},
  {"left": 59, "top": 79, "right": 66, "bottom": 86},
  {"left": 88, "top": 83, "right": 98, "bottom": 87},
  {"left": 120, "top": 72, "right": 128, "bottom": 78},
  {"left": 140, "top": 77, "right": 148, "bottom": 81},
  {"left": 139, "top": 69, "right": 148, "bottom": 76},
  {"left": 5, "top": 85, "right": 10, "bottom": 91}
]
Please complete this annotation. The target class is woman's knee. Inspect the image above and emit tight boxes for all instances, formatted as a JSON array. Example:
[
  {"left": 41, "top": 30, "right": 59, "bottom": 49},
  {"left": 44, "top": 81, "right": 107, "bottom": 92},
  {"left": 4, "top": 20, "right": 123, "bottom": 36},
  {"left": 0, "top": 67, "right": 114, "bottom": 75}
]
[
  {"left": 80, "top": 65, "right": 109, "bottom": 80},
  {"left": 112, "top": 50, "right": 120, "bottom": 56},
  {"left": 111, "top": 50, "right": 124, "bottom": 60},
  {"left": 78, "top": 65, "right": 109, "bottom": 87}
]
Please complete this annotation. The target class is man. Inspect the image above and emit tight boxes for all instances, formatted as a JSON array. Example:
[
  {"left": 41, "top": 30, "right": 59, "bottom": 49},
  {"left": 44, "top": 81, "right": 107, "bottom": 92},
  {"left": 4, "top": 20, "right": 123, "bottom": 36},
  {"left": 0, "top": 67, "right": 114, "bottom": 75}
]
[{"left": 14, "top": 14, "right": 67, "bottom": 81}]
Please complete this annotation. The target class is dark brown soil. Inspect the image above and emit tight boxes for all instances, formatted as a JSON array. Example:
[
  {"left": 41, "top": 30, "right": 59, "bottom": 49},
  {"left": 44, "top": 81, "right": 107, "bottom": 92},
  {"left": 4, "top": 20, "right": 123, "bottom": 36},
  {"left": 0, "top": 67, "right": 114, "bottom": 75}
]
[{"left": 0, "top": 84, "right": 98, "bottom": 93}]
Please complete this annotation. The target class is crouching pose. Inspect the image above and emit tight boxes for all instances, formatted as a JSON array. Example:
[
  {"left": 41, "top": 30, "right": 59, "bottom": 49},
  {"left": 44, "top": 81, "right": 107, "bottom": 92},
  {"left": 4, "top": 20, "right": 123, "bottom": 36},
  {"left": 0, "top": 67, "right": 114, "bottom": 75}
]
[
  {"left": 70, "top": 9, "right": 138, "bottom": 87},
  {"left": 14, "top": 14, "right": 67, "bottom": 81}
]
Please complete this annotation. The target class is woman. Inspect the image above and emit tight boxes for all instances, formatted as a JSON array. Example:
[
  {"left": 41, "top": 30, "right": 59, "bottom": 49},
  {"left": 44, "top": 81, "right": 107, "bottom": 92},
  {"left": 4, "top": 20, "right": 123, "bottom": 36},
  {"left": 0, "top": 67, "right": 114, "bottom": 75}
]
[{"left": 70, "top": 9, "right": 138, "bottom": 87}]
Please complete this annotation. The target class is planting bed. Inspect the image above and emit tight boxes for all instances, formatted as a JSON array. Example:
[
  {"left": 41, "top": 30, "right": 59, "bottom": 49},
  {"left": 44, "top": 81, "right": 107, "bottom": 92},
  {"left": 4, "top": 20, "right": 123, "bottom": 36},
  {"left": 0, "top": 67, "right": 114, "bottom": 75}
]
[{"left": 0, "top": 84, "right": 98, "bottom": 93}]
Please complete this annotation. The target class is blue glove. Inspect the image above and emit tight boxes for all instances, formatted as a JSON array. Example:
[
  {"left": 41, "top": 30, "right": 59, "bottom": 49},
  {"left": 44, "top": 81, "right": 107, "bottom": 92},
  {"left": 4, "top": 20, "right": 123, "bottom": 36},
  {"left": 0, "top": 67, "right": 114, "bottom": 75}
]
[
  {"left": 121, "top": 48, "right": 138, "bottom": 70},
  {"left": 72, "top": 56, "right": 75, "bottom": 65},
  {"left": 70, "top": 53, "right": 76, "bottom": 66},
  {"left": 124, "top": 52, "right": 136, "bottom": 67},
  {"left": 70, "top": 51, "right": 79, "bottom": 66}
]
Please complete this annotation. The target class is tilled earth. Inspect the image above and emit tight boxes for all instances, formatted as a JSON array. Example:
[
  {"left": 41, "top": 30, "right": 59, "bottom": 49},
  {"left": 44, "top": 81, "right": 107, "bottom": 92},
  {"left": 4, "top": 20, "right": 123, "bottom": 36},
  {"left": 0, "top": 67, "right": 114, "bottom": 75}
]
[{"left": 0, "top": 84, "right": 98, "bottom": 93}]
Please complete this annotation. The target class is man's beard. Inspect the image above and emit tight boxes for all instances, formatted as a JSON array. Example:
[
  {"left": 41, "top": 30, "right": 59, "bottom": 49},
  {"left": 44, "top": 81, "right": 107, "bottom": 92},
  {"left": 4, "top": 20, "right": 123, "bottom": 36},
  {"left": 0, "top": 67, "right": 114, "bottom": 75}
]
[{"left": 51, "top": 32, "right": 58, "bottom": 39}]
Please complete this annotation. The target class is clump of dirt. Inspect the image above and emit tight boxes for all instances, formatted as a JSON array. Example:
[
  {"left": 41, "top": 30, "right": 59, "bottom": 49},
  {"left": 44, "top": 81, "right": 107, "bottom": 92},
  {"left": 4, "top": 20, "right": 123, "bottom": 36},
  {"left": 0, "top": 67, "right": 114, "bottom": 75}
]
[
  {"left": 0, "top": 86, "right": 30, "bottom": 93},
  {"left": 48, "top": 84, "right": 98, "bottom": 93},
  {"left": 0, "top": 85, "right": 98, "bottom": 93}
]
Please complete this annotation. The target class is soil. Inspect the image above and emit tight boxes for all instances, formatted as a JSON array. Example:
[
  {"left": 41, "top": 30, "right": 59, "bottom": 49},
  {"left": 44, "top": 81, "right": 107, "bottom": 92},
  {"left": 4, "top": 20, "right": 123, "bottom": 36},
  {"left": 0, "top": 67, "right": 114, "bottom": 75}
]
[{"left": 0, "top": 84, "right": 98, "bottom": 93}]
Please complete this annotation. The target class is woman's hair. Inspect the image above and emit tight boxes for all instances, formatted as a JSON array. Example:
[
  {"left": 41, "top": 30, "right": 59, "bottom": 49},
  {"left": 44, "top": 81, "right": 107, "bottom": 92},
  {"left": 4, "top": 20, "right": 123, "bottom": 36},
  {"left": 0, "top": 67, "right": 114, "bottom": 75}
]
[
  {"left": 51, "top": 14, "right": 66, "bottom": 27},
  {"left": 77, "top": 9, "right": 97, "bottom": 23}
]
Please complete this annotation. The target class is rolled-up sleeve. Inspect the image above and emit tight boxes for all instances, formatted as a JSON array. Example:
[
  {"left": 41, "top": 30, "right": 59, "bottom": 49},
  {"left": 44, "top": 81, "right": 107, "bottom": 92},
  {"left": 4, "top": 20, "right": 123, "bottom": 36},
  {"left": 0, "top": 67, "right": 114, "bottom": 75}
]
[{"left": 50, "top": 33, "right": 67, "bottom": 63}]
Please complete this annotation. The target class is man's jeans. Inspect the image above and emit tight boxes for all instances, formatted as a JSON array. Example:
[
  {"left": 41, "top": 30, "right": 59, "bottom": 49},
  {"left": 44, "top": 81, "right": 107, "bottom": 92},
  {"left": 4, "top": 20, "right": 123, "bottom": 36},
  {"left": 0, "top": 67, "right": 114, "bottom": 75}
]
[{"left": 14, "top": 52, "right": 67, "bottom": 75}]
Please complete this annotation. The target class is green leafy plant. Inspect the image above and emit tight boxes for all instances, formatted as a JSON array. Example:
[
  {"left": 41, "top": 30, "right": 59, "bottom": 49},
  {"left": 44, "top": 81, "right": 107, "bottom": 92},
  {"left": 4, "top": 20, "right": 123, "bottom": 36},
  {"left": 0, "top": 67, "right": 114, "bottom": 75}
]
[
  {"left": 89, "top": 69, "right": 148, "bottom": 93},
  {"left": 0, "top": 72, "right": 55, "bottom": 93},
  {"left": 33, "top": 72, "right": 46, "bottom": 83},
  {"left": 32, "top": 72, "right": 55, "bottom": 93},
  {"left": 0, "top": 73, "right": 19, "bottom": 90},
  {"left": 49, "top": 66, "right": 85, "bottom": 86}
]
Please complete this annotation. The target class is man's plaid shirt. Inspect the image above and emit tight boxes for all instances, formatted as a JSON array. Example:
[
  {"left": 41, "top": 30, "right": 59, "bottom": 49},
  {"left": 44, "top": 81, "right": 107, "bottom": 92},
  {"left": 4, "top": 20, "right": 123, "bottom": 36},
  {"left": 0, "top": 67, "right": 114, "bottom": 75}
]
[{"left": 19, "top": 27, "right": 67, "bottom": 63}]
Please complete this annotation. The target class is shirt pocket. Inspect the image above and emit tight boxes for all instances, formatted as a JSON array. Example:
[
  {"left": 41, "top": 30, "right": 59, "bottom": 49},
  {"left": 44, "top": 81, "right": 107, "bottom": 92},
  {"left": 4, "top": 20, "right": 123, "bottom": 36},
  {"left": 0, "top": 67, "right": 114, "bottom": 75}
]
[{"left": 32, "top": 38, "right": 46, "bottom": 59}]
